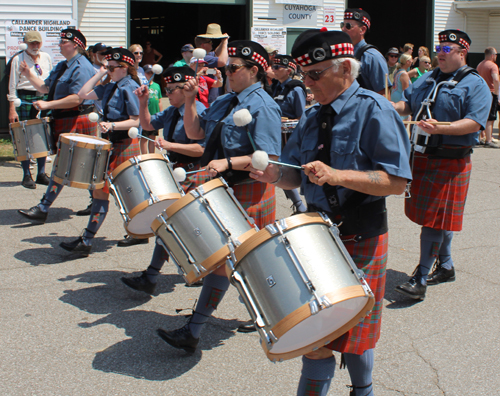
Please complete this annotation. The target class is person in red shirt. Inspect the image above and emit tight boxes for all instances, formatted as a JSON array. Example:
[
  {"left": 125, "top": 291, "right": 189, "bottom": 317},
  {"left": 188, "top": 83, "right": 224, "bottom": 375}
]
[{"left": 189, "top": 57, "right": 222, "bottom": 107}]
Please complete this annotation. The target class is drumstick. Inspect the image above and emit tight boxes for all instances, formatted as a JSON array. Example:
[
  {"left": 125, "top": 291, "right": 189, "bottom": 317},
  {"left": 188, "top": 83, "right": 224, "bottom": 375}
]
[
  {"left": 13, "top": 98, "right": 32, "bottom": 107},
  {"left": 146, "top": 64, "right": 163, "bottom": 85},
  {"left": 403, "top": 121, "right": 451, "bottom": 125},
  {"left": 252, "top": 150, "right": 303, "bottom": 171},
  {"left": 385, "top": 73, "right": 388, "bottom": 98},
  {"left": 233, "top": 109, "right": 257, "bottom": 151},
  {"left": 128, "top": 127, "right": 155, "bottom": 143}
]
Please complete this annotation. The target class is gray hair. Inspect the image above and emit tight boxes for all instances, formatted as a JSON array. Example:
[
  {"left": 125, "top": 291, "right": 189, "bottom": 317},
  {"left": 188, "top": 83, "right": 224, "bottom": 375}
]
[{"left": 330, "top": 57, "right": 361, "bottom": 79}]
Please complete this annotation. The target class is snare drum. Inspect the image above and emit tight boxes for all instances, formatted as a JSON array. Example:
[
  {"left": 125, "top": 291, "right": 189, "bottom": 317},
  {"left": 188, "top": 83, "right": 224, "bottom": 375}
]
[
  {"left": 9, "top": 118, "right": 54, "bottom": 161},
  {"left": 152, "top": 178, "right": 258, "bottom": 285},
  {"left": 281, "top": 120, "right": 298, "bottom": 146},
  {"left": 108, "top": 153, "right": 183, "bottom": 238},
  {"left": 226, "top": 213, "right": 375, "bottom": 362},
  {"left": 52, "top": 133, "right": 112, "bottom": 190}
]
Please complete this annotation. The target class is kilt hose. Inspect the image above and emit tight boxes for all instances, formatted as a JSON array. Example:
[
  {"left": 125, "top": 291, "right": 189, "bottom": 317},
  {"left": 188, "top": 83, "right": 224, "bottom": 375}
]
[
  {"left": 406, "top": 152, "right": 472, "bottom": 231},
  {"left": 101, "top": 138, "right": 141, "bottom": 194},
  {"left": 327, "top": 232, "right": 388, "bottom": 355}
]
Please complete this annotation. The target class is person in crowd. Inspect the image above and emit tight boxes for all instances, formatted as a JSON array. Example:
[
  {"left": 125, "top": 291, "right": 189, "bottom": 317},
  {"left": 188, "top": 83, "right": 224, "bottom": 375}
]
[
  {"left": 173, "top": 44, "right": 194, "bottom": 67},
  {"left": 386, "top": 47, "right": 400, "bottom": 83},
  {"left": 408, "top": 55, "right": 431, "bottom": 83},
  {"left": 189, "top": 57, "right": 223, "bottom": 107},
  {"left": 140, "top": 64, "right": 164, "bottom": 154},
  {"left": 391, "top": 54, "right": 412, "bottom": 121},
  {"left": 141, "top": 40, "right": 163, "bottom": 66},
  {"left": 129, "top": 44, "right": 148, "bottom": 85}
]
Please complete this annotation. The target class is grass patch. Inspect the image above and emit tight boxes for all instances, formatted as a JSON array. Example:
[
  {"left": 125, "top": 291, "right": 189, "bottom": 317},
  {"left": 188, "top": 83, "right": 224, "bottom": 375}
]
[{"left": 0, "top": 138, "right": 15, "bottom": 162}]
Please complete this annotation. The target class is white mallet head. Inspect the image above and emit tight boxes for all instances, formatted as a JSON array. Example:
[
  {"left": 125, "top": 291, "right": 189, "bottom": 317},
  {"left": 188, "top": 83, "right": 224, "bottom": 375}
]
[
  {"left": 251, "top": 150, "right": 269, "bottom": 171},
  {"left": 19, "top": 43, "right": 28, "bottom": 51},
  {"left": 173, "top": 167, "right": 187, "bottom": 182},
  {"left": 193, "top": 48, "right": 207, "bottom": 60},
  {"left": 88, "top": 112, "right": 99, "bottom": 123},
  {"left": 13, "top": 98, "right": 22, "bottom": 108},
  {"left": 233, "top": 109, "right": 253, "bottom": 127},
  {"left": 152, "top": 64, "right": 163, "bottom": 75},
  {"left": 128, "top": 127, "right": 139, "bottom": 139}
]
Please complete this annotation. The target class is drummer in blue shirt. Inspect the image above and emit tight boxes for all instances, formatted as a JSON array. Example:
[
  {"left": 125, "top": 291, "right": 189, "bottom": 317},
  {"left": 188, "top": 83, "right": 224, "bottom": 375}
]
[
  {"left": 120, "top": 66, "right": 209, "bottom": 291},
  {"left": 18, "top": 29, "right": 98, "bottom": 224}
]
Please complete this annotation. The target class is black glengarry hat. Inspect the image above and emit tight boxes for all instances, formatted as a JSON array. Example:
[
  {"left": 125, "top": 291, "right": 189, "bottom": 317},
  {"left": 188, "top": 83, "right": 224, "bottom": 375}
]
[
  {"left": 60, "top": 29, "right": 86, "bottom": 50},
  {"left": 227, "top": 40, "right": 269, "bottom": 71},
  {"left": 274, "top": 55, "right": 298, "bottom": 71},
  {"left": 292, "top": 29, "right": 354, "bottom": 67},
  {"left": 438, "top": 30, "right": 471, "bottom": 51},
  {"left": 344, "top": 8, "right": 371, "bottom": 30},
  {"left": 103, "top": 48, "right": 136, "bottom": 67},
  {"left": 163, "top": 66, "right": 195, "bottom": 83}
]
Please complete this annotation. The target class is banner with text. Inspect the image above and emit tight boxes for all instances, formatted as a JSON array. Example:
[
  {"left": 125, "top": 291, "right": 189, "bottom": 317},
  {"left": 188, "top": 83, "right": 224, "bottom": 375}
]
[{"left": 251, "top": 27, "right": 287, "bottom": 55}]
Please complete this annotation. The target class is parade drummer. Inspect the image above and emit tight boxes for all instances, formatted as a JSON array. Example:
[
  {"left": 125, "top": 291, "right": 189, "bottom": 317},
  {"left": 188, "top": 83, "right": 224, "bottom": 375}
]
[
  {"left": 18, "top": 29, "right": 98, "bottom": 224},
  {"left": 119, "top": 66, "right": 208, "bottom": 271},
  {"left": 20, "top": 47, "right": 142, "bottom": 256},
  {"left": 271, "top": 54, "right": 308, "bottom": 214},
  {"left": 393, "top": 30, "right": 490, "bottom": 300},
  {"left": 8, "top": 30, "right": 53, "bottom": 189},
  {"left": 251, "top": 29, "right": 412, "bottom": 396},
  {"left": 155, "top": 40, "right": 282, "bottom": 353}
]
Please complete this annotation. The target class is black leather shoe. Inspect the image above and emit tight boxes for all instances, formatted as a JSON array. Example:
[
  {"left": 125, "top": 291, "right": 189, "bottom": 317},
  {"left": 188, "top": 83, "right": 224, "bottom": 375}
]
[
  {"left": 60, "top": 237, "right": 91, "bottom": 256},
  {"left": 22, "top": 175, "right": 36, "bottom": 189},
  {"left": 237, "top": 321, "right": 257, "bottom": 333},
  {"left": 18, "top": 205, "right": 47, "bottom": 223},
  {"left": 157, "top": 325, "right": 199, "bottom": 353},
  {"left": 395, "top": 278, "right": 426, "bottom": 300},
  {"left": 35, "top": 173, "right": 50, "bottom": 185},
  {"left": 117, "top": 235, "right": 149, "bottom": 247},
  {"left": 76, "top": 201, "right": 92, "bottom": 216},
  {"left": 427, "top": 264, "right": 455, "bottom": 285},
  {"left": 121, "top": 271, "right": 156, "bottom": 294}
]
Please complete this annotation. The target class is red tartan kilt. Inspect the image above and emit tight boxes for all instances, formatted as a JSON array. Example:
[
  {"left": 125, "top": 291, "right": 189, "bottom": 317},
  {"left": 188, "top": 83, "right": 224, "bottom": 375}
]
[
  {"left": 405, "top": 153, "right": 472, "bottom": 231},
  {"left": 326, "top": 232, "right": 388, "bottom": 355},
  {"left": 53, "top": 114, "right": 98, "bottom": 141},
  {"left": 173, "top": 163, "right": 208, "bottom": 193},
  {"left": 101, "top": 138, "right": 141, "bottom": 194}
]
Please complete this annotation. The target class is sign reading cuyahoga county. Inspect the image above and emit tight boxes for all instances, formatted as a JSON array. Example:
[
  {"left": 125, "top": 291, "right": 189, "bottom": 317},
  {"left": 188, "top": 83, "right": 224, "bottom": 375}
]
[
  {"left": 275, "top": 0, "right": 323, "bottom": 5},
  {"left": 6, "top": 19, "right": 77, "bottom": 64},
  {"left": 283, "top": 4, "right": 318, "bottom": 27}
]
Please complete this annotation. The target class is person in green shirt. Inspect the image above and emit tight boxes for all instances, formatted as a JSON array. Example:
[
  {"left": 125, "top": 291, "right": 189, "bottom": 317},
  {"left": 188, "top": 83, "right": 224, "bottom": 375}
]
[
  {"left": 172, "top": 44, "right": 194, "bottom": 67},
  {"left": 141, "top": 64, "right": 163, "bottom": 154}
]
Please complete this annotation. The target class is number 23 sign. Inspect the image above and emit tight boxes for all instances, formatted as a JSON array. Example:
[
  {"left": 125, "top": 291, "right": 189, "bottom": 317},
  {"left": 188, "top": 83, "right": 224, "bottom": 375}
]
[{"left": 324, "top": 7, "right": 336, "bottom": 26}]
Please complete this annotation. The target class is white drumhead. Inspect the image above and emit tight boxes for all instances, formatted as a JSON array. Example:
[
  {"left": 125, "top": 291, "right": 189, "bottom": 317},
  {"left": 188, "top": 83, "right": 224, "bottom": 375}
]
[
  {"left": 127, "top": 199, "right": 177, "bottom": 236},
  {"left": 67, "top": 135, "right": 106, "bottom": 145},
  {"left": 269, "top": 296, "right": 369, "bottom": 354}
]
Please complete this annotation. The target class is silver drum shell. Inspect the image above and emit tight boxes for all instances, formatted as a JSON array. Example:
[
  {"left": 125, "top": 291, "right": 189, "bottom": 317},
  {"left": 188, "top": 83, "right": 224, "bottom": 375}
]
[{"left": 9, "top": 118, "right": 54, "bottom": 161}]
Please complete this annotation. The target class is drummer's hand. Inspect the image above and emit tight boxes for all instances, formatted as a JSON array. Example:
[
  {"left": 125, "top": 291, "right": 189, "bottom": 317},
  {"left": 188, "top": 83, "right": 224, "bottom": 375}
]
[
  {"left": 9, "top": 108, "right": 19, "bottom": 123},
  {"left": 206, "top": 159, "right": 227, "bottom": 177},
  {"left": 134, "top": 85, "right": 149, "bottom": 104},
  {"left": 182, "top": 78, "right": 199, "bottom": 101},
  {"left": 249, "top": 162, "right": 281, "bottom": 184},
  {"left": 155, "top": 137, "right": 171, "bottom": 150},
  {"left": 19, "top": 61, "right": 31, "bottom": 78},
  {"left": 100, "top": 122, "right": 113, "bottom": 133},
  {"left": 33, "top": 100, "right": 49, "bottom": 111},
  {"left": 417, "top": 118, "right": 440, "bottom": 134},
  {"left": 304, "top": 161, "right": 341, "bottom": 187}
]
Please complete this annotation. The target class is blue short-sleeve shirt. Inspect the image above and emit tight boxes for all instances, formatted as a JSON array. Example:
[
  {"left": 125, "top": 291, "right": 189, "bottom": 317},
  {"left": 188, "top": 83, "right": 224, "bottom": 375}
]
[
  {"left": 273, "top": 78, "right": 306, "bottom": 119},
  {"left": 403, "top": 66, "right": 491, "bottom": 146},
  {"left": 94, "top": 75, "right": 140, "bottom": 121},
  {"left": 282, "top": 80, "right": 412, "bottom": 212},
  {"left": 151, "top": 101, "right": 207, "bottom": 147},
  {"left": 355, "top": 39, "right": 391, "bottom": 93},
  {"left": 44, "top": 53, "right": 96, "bottom": 105},
  {"left": 199, "top": 82, "right": 282, "bottom": 159}
]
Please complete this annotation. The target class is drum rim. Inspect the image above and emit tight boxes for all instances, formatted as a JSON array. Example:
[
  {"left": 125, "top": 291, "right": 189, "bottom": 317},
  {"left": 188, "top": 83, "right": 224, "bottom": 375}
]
[
  {"left": 52, "top": 175, "right": 106, "bottom": 190},
  {"left": 59, "top": 133, "right": 112, "bottom": 150},
  {"left": 15, "top": 151, "right": 52, "bottom": 162},
  {"left": 10, "top": 117, "right": 51, "bottom": 128},
  {"left": 110, "top": 153, "right": 168, "bottom": 179},
  {"left": 262, "top": 289, "right": 374, "bottom": 362}
]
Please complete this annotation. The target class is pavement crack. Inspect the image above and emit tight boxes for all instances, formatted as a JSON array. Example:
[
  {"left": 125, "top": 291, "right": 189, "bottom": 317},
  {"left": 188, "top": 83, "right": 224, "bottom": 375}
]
[{"left": 411, "top": 341, "right": 445, "bottom": 395}]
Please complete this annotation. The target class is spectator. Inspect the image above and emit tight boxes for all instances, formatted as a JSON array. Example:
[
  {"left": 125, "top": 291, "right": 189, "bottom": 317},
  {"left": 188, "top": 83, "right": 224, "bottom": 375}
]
[
  {"left": 129, "top": 44, "right": 147, "bottom": 85},
  {"left": 140, "top": 64, "right": 164, "bottom": 154},
  {"left": 386, "top": 47, "right": 400, "bottom": 83},
  {"left": 141, "top": 40, "right": 163, "bottom": 66},
  {"left": 189, "top": 57, "right": 223, "bottom": 107},
  {"left": 412, "top": 46, "right": 430, "bottom": 68},
  {"left": 408, "top": 56, "right": 431, "bottom": 83},
  {"left": 173, "top": 44, "right": 194, "bottom": 67},
  {"left": 391, "top": 54, "right": 412, "bottom": 120}
]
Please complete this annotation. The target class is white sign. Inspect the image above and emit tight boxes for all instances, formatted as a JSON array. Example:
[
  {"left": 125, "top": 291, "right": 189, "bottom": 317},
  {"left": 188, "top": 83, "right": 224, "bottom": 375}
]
[
  {"left": 251, "top": 27, "right": 287, "bottom": 55},
  {"left": 275, "top": 0, "right": 323, "bottom": 5},
  {"left": 283, "top": 5, "right": 318, "bottom": 27},
  {"left": 324, "top": 6, "right": 336, "bottom": 26},
  {"left": 5, "top": 19, "right": 77, "bottom": 65}
]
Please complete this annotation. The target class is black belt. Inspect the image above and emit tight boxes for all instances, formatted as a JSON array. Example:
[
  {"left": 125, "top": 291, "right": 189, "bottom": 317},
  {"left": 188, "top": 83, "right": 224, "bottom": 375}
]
[
  {"left": 308, "top": 199, "right": 388, "bottom": 242},
  {"left": 17, "top": 89, "right": 45, "bottom": 97},
  {"left": 101, "top": 130, "right": 129, "bottom": 143},
  {"left": 427, "top": 146, "right": 473, "bottom": 159},
  {"left": 52, "top": 105, "right": 94, "bottom": 120}
]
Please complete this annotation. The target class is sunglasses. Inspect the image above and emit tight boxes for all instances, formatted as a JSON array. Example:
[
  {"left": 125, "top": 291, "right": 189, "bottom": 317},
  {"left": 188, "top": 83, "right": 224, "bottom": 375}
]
[
  {"left": 272, "top": 65, "right": 286, "bottom": 70},
  {"left": 302, "top": 63, "right": 336, "bottom": 81},
  {"left": 388, "top": 54, "right": 399, "bottom": 58},
  {"left": 59, "top": 39, "right": 72, "bottom": 45},
  {"left": 225, "top": 64, "right": 247, "bottom": 74},
  {"left": 340, "top": 22, "right": 359, "bottom": 30},
  {"left": 435, "top": 45, "right": 461, "bottom": 54},
  {"left": 34, "top": 64, "right": 43, "bottom": 76},
  {"left": 134, "top": 51, "right": 143, "bottom": 55},
  {"left": 106, "top": 65, "right": 124, "bottom": 72},
  {"left": 165, "top": 86, "right": 184, "bottom": 94}
]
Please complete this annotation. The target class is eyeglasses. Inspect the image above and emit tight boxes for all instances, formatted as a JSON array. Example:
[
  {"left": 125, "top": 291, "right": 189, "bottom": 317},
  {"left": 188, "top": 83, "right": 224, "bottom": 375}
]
[
  {"left": 34, "top": 64, "right": 42, "bottom": 76},
  {"left": 272, "top": 65, "right": 286, "bottom": 70},
  {"left": 225, "top": 64, "right": 247, "bottom": 74},
  {"left": 340, "top": 22, "right": 359, "bottom": 30},
  {"left": 165, "top": 86, "right": 184, "bottom": 94},
  {"left": 435, "top": 45, "right": 461, "bottom": 54},
  {"left": 106, "top": 65, "right": 124, "bottom": 72},
  {"left": 302, "top": 63, "right": 336, "bottom": 81},
  {"left": 134, "top": 51, "right": 143, "bottom": 55},
  {"left": 423, "top": 61, "right": 431, "bottom": 64},
  {"left": 388, "top": 54, "right": 399, "bottom": 58},
  {"left": 59, "top": 39, "right": 71, "bottom": 45}
]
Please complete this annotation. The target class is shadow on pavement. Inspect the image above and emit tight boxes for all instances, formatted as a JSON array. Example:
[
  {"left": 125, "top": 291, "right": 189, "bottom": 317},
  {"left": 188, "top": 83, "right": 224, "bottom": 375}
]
[
  {"left": 384, "top": 268, "right": 424, "bottom": 309},
  {"left": 2, "top": 207, "right": 75, "bottom": 226}
]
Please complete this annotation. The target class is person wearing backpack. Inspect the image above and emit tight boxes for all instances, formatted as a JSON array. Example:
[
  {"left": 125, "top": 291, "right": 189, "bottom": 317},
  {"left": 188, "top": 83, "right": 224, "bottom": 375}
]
[
  {"left": 7, "top": 31, "right": 53, "bottom": 189},
  {"left": 393, "top": 30, "right": 491, "bottom": 300}
]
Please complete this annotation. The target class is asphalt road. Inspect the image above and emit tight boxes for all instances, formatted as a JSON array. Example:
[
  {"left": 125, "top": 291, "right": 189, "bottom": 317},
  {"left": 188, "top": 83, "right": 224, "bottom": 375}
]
[{"left": 0, "top": 142, "right": 499, "bottom": 395}]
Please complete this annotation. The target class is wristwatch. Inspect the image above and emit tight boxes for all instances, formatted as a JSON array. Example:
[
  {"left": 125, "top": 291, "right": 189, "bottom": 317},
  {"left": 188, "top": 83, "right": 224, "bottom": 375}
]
[{"left": 111, "top": 122, "right": 116, "bottom": 131}]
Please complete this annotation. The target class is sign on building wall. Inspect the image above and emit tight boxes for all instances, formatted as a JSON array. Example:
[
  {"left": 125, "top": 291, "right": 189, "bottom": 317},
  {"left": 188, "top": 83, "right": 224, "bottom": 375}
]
[
  {"left": 251, "top": 27, "right": 287, "bottom": 54},
  {"left": 283, "top": 5, "right": 318, "bottom": 27},
  {"left": 323, "top": 6, "right": 336, "bottom": 26},
  {"left": 5, "top": 19, "right": 77, "bottom": 64},
  {"left": 275, "top": 0, "right": 324, "bottom": 5}
]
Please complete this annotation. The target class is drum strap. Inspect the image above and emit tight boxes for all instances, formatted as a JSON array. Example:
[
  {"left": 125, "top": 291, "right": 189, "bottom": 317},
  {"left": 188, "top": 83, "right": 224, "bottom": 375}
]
[
  {"left": 47, "top": 62, "right": 68, "bottom": 102},
  {"left": 166, "top": 108, "right": 201, "bottom": 164},
  {"left": 103, "top": 83, "right": 119, "bottom": 122}
]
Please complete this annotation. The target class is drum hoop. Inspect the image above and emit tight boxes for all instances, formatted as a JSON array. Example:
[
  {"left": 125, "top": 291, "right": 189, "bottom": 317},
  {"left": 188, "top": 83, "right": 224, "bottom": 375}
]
[
  {"left": 233, "top": 213, "right": 327, "bottom": 263},
  {"left": 263, "top": 288, "right": 375, "bottom": 362},
  {"left": 15, "top": 151, "right": 51, "bottom": 162},
  {"left": 59, "top": 133, "right": 112, "bottom": 151},
  {"left": 163, "top": 178, "right": 224, "bottom": 218},
  {"left": 52, "top": 175, "right": 106, "bottom": 190},
  {"left": 125, "top": 228, "right": 155, "bottom": 239},
  {"left": 110, "top": 153, "right": 168, "bottom": 179},
  {"left": 126, "top": 193, "right": 183, "bottom": 221},
  {"left": 10, "top": 117, "right": 51, "bottom": 128}
]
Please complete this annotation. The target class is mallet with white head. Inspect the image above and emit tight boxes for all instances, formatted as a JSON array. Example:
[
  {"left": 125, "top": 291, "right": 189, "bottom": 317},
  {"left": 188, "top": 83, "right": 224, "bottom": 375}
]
[
  {"left": 146, "top": 64, "right": 164, "bottom": 85},
  {"left": 192, "top": 48, "right": 207, "bottom": 76},
  {"left": 13, "top": 98, "right": 31, "bottom": 107},
  {"left": 251, "top": 150, "right": 303, "bottom": 171},
  {"left": 233, "top": 109, "right": 257, "bottom": 151},
  {"left": 128, "top": 127, "right": 156, "bottom": 144},
  {"left": 19, "top": 43, "right": 28, "bottom": 51},
  {"left": 88, "top": 112, "right": 100, "bottom": 123},
  {"left": 172, "top": 167, "right": 209, "bottom": 183}
]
